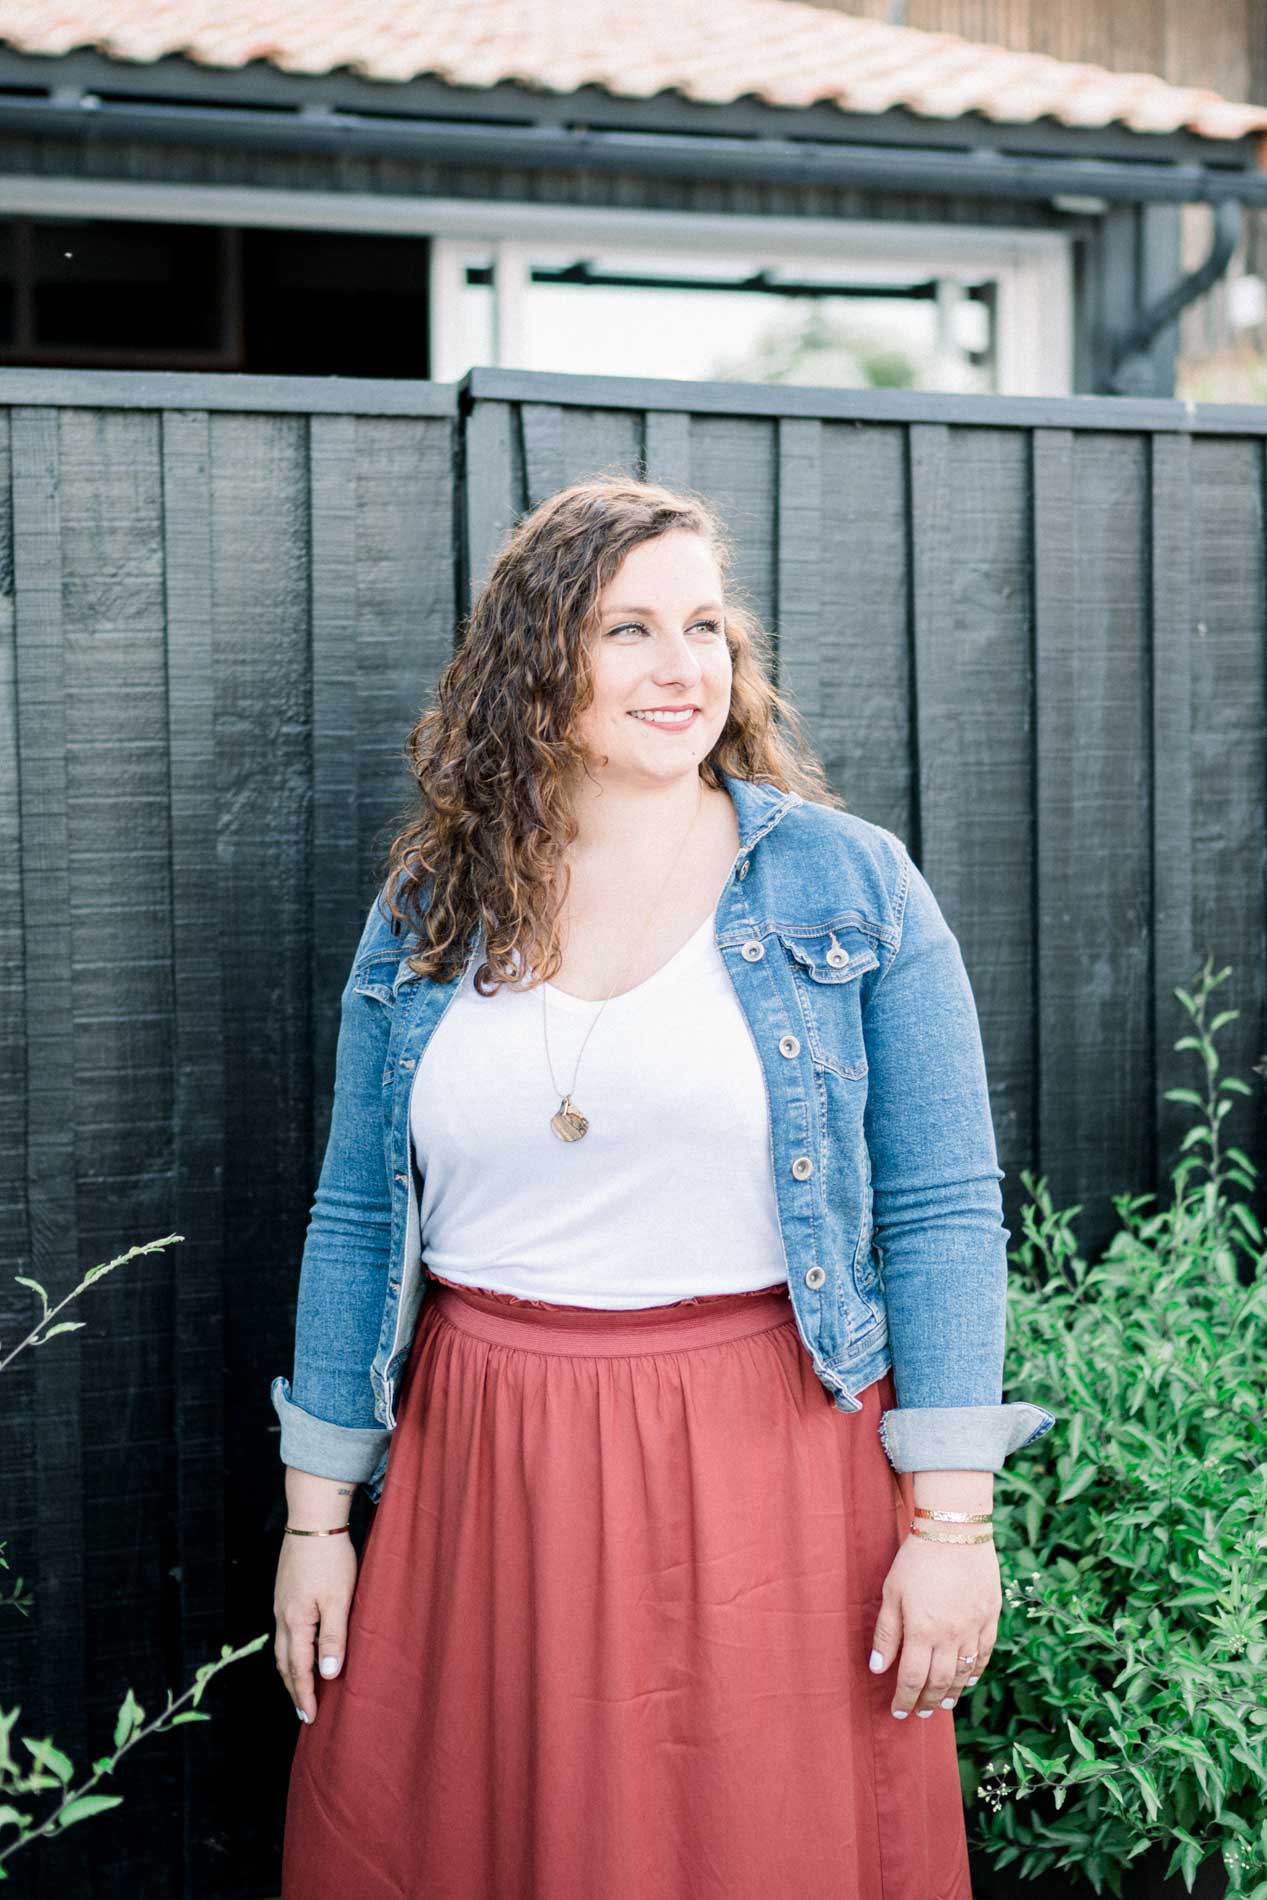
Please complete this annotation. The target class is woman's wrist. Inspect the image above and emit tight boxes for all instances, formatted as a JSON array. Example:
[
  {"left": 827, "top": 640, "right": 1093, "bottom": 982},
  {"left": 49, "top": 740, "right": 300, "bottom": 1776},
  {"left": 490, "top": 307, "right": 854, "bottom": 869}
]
[
  {"left": 910, "top": 1469, "right": 994, "bottom": 1514},
  {"left": 284, "top": 1466, "right": 357, "bottom": 1530}
]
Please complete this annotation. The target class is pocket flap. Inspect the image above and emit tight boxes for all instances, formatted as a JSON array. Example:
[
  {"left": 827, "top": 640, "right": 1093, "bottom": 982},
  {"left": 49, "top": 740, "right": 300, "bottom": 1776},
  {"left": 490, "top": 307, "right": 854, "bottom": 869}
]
[{"left": 777, "top": 927, "right": 880, "bottom": 985}]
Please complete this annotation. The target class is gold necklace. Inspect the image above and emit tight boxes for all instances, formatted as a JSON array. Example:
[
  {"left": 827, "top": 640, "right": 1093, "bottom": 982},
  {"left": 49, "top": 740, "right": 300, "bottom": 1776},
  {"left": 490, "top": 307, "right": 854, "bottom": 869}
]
[{"left": 543, "top": 776, "right": 706, "bottom": 1141}]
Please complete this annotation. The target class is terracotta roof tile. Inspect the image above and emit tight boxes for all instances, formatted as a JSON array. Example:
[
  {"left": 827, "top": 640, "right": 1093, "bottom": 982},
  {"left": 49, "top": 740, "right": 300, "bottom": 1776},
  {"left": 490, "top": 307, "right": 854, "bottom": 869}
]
[{"left": 3, "top": 0, "right": 1266, "bottom": 143}]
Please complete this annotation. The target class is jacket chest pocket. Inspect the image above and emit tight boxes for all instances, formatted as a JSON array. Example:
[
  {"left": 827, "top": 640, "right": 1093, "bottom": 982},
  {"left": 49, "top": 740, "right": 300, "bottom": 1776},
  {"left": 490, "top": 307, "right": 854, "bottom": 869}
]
[{"left": 776, "top": 927, "right": 879, "bottom": 1081}]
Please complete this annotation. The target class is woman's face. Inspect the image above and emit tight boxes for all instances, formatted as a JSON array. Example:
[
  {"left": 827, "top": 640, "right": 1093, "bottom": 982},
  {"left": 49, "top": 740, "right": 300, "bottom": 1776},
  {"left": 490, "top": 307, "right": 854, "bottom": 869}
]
[{"left": 573, "top": 530, "right": 733, "bottom": 788}]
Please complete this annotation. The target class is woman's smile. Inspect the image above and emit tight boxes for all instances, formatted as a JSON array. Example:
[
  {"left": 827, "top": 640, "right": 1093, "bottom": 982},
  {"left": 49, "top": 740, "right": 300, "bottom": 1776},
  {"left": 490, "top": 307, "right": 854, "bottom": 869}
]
[{"left": 627, "top": 706, "right": 700, "bottom": 729}]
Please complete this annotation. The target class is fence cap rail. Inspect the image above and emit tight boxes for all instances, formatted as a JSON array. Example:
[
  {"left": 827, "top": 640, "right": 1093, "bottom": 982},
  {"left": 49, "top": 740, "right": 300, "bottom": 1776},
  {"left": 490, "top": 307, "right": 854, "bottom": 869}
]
[
  {"left": 460, "top": 365, "right": 1267, "bottom": 435},
  {"left": 0, "top": 366, "right": 460, "bottom": 415}
]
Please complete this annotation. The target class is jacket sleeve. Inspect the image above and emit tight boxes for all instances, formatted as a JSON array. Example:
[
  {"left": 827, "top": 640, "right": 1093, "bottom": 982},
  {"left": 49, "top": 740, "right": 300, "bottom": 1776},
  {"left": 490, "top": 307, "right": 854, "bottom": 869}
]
[
  {"left": 269, "top": 886, "right": 396, "bottom": 1484},
  {"left": 863, "top": 840, "right": 1056, "bottom": 1474}
]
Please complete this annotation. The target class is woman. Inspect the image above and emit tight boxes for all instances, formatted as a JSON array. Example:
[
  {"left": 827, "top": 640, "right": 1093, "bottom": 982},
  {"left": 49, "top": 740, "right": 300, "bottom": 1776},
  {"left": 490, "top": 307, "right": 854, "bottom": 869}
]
[{"left": 270, "top": 473, "right": 1056, "bottom": 1899}]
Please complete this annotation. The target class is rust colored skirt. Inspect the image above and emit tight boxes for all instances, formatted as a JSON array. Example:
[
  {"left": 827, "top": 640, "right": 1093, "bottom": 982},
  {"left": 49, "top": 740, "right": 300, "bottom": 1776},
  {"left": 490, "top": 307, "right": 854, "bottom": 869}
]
[{"left": 280, "top": 1271, "right": 972, "bottom": 1900}]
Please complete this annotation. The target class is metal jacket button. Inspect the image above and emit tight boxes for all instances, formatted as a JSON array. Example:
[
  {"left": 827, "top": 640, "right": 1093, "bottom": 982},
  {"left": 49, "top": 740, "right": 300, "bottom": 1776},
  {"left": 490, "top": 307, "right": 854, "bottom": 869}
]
[
  {"left": 791, "top": 1155, "right": 813, "bottom": 1179},
  {"left": 779, "top": 1034, "right": 800, "bottom": 1058},
  {"left": 804, "top": 1265, "right": 826, "bottom": 1288},
  {"left": 826, "top": 946, "right": 850, "bottom": 968},
  {"left": 740, "top": 939, "right": 765, "bottom": 960},
  {"left": 738, "top": 859, "right": 751, "bottom": 880}
]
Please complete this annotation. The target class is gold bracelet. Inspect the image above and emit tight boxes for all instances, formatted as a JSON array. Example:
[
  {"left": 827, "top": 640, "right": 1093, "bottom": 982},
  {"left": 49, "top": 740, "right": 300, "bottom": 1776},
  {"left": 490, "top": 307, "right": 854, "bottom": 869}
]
[
  {"left": 912, "top": 1506, "right": 994, "bottom": 1524},
  {"left": 284, "top": 1523, "right": 351, "bottom": 1537},
  {"left": 908, "top": 1521, "right": 994, "bottom": 1545}
]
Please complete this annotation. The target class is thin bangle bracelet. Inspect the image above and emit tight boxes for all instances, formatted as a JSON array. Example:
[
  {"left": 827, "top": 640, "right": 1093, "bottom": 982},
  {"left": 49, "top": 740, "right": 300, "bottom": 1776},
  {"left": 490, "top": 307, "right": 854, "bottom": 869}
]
[
  {"left": 284, "top": 1523, "right": 351, "bottom": 1536},
  {"left": 908, "top": 1522, "right": 994, "bottom": 1545},
  {"left": 912, "top": 1506, "right": 994, "bottom": 1524}
]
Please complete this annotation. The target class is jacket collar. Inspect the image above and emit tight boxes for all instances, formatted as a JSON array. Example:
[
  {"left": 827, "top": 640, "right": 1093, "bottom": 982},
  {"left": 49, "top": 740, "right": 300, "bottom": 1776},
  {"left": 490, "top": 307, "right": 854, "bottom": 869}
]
[{"left": 719, "top": 770, "right": 803, "bottom": 850}]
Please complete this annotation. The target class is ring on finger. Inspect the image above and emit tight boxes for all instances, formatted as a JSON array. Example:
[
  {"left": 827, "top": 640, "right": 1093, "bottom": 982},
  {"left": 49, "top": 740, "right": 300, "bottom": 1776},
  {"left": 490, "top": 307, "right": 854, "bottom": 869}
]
[{"left": 956, "top": 1652, "right": 978, "bottom": 1670}]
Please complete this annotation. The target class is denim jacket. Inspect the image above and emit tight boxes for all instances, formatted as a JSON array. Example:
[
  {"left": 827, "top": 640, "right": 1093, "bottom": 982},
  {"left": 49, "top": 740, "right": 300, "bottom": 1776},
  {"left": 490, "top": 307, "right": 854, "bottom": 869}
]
[{"left": 271, "top": 772, "right": 1056, "bottom": 1502}]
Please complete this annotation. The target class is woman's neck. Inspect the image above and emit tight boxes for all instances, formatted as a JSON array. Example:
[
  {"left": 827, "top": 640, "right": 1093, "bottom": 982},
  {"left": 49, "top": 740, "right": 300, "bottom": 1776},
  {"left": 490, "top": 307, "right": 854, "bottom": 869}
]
[{"left": 562, "top": 769, "right": 709, "bottom": 864}]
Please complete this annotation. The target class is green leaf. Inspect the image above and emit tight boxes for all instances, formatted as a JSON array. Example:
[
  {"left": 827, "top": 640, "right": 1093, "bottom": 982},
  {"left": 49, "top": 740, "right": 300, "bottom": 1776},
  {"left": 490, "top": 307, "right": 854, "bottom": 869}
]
[
  {"left": 38, "top": 1321, "right": 85, "bottom": 1341},
  {"left": 113, "top": 1688, "right": 143, "bottom": 1750},
  {"left": 1125, "top": 1761, "right": 1162, "bottom": 1822},
  {"left": 168, "top": 1712, "right": 211, "bottom": 1726},
  {"left": 12, "top": 1276, "right": 48, "bottom": 1311},
  {"left": 56, "top": 1793, "right": 124, "bottom": 1829},
  {"left": 1056, "top": 1465, "right": 1101, "bottom": 1504},
  {"left": 20, "top": 1737, "right": 73, "bottom": 1783}
]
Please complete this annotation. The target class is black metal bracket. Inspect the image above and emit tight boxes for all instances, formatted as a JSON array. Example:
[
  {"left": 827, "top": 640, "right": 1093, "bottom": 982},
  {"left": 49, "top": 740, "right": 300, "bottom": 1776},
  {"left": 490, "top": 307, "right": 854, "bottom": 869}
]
[{"left": 1107, "top": 199, "right": 1243, "bottom": 394}]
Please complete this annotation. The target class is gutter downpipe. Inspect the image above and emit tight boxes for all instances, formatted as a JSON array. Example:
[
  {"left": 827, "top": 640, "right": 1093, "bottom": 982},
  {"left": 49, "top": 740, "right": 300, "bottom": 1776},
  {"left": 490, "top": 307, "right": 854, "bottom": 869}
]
[{"left": 1106, "top": 199, "right": 1244, "bottom": 394}]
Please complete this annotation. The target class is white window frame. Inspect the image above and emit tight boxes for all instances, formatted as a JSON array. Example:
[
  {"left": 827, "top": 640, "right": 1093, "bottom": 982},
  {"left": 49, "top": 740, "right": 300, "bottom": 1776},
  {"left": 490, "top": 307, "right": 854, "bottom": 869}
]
[{"left": 0, "top": 175, "right": 1074, "bottom": 396}]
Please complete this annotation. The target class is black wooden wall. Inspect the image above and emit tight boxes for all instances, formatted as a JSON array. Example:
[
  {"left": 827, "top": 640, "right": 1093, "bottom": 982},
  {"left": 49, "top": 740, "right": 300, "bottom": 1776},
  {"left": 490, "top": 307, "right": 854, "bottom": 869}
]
[{"left": 1, "top": 363, "right": 1265, "bottom": 1898}]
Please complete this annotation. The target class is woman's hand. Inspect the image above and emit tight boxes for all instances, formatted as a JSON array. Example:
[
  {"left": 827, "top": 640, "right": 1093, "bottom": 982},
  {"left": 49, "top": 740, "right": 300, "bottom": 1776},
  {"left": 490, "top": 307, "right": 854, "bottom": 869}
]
[
  {"left": 868, "top": 1535, "right": 1000, "bottom": 1719},
  {"left": 274, "top": 1471, "right": 359, "bottom": 1725}
]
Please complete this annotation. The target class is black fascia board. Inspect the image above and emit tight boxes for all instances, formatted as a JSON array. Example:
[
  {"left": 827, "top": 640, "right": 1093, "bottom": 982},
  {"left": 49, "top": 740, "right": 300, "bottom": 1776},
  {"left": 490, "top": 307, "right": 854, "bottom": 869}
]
[{"left": 0, "top": 45, "right": 1263, "bottom": 204}]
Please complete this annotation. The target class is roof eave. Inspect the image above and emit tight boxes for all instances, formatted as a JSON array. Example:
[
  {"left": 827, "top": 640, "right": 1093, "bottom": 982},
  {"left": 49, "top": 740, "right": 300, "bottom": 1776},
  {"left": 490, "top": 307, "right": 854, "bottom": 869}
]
[{"left": 0, "top": 46, "right": 1262, "bottom": 206}]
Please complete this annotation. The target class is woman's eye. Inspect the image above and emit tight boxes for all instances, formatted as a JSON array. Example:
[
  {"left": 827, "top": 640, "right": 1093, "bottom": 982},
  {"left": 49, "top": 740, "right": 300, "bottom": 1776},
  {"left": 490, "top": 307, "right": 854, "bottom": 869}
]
[{"left": 607, "top": 619, "right": 722, "bottom": 638}]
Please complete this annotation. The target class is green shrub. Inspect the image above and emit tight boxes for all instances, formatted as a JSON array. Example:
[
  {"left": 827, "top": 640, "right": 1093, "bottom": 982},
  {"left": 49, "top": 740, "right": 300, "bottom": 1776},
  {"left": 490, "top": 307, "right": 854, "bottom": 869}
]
[{"left": 958, "top": 957, "right": 1267, "bottom": 1898}]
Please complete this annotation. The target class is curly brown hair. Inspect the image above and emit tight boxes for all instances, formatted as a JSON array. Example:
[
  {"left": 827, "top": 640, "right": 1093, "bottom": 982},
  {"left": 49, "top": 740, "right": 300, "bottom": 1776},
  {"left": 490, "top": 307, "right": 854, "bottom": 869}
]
[{"left": 377, "top": 471, "right": 845, "bottom": 994}]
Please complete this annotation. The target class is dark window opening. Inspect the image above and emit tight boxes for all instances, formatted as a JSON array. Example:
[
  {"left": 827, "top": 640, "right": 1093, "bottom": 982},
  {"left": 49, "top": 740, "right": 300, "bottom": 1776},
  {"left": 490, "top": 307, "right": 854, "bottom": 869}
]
[{"left": 0, "top": 217, "right": 432, "bottom": 376}]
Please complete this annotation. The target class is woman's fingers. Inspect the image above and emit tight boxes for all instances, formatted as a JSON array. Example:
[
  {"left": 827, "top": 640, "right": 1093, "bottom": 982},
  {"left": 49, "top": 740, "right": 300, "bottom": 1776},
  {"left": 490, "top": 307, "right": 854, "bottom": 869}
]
[
  {"left": 286, "top": 1610, "right": 320, "bottom": 1724},
  {"left": 890, "top": 1633, "right": 932, "bottom": 1719},
  {"left": 918, "top": 1640, "right": 963, "bottom": 1714},
  {"left": 317, "top": 1602, "right": 348, "bottom": 1681},
  {"left": 966, "top": 1619, "right": 998, "bottom": 1687}
]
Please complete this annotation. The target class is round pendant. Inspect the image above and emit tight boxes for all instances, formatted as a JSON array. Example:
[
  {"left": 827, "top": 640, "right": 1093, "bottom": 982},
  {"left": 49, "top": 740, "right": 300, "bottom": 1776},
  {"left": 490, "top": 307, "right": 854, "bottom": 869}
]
[{"left": 551, "top": 1099, "right": 589, "bottom": 1141}]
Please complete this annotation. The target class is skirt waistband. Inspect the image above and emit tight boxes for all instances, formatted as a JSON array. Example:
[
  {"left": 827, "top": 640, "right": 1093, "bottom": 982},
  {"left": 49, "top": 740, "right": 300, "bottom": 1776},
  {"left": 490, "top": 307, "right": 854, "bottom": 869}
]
[{"left": 426, "top": 1273, "right": 794, "bottom": 1358}]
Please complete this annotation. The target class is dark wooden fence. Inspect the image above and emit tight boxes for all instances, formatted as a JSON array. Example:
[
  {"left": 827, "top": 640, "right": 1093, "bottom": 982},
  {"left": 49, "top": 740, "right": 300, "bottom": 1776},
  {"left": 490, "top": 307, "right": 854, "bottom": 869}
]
[{"left": 1, "top": 363, "right": 1265, "bottom": 1898}]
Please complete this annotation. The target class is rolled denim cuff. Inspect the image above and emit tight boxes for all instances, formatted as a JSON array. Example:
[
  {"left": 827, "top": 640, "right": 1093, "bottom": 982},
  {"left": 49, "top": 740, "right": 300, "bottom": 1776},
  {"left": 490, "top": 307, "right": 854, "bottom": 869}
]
[
  {"left": 270, "top": 1375, "right": 392, "bottom": 1483},
  {"left": 877, "top": 1400, "right": 1057, "bottom": 1473}
]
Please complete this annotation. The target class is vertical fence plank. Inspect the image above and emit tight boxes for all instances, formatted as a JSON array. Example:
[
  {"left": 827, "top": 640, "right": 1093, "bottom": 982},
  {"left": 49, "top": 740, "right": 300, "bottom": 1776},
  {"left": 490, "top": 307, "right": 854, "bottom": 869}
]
[
  {"left": 309, "top": 412, "right": 361, "bottom": 1128},
  {"left": 907, "top": 423, "right": 953, "bottom": 883},
  {"left": 11, "top": 403, "right": 91, "bottom": 1897},
  {"left": 162, "top": 404, "right": 229, "bottom": 1900},
  {"left": 520, "top": 402, "right": 566, "bottom": 509},
  {"left": 688, "top": 414, "right": 778, "bottom": 644},
  {"left": 1185, "top": 436, "right": 1267, "bottom": 1211},
  {"left": 1031, "top": 428, "right": 1075, "bottom": 1221},
  {"left": 58, "top": 403, "right": 182, "bottom": 1895},
  {"left": 1037, "top": 429, "right": 1154, "bottom": 1232},
  {"left": 0, "top": 408, "right": 45, "bottom": 1887},
  {"left": 642, "top": 411, "right": 692, "bottom": 489},
  {"left": 945, "top": 425, "right": 1034, "bottom": 1202},
  {"left": 774, "top": 417, "right": 824, "bottom": 760},
  {"left": 462, "top": 400, "right": 520, "bottom": 609},
  {"left": 207, "top": 408, "right": 313, "bottom": 1885},
  {"left": 1150, "top": 430, "right": 1198, "bottom": 1189},
  {"left": 818, "top": 421, "right": 910, "bottom": 824}
]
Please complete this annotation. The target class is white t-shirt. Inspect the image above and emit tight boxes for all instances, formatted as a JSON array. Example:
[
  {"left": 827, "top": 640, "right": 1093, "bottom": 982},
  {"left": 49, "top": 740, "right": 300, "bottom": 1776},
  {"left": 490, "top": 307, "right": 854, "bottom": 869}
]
[{"left": 408, "top": 915, "right": 789, "bottom": 1306}]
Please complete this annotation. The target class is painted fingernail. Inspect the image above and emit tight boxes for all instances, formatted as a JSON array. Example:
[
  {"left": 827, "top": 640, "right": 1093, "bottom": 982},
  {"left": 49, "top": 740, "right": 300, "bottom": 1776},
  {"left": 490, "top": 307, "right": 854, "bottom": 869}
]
[
  {"left": 891, "top": 1708, "right": 908, "bottom": 1720},
  {"left": 295, "top": 1707, "right": 309, "bottom": 1722},
  {"left": 966, "top": 1675, "right": 980, "bottom": 1686},
  {"left": 940, "top": 1697, "right": 956, "bottom": 1709},
  {"left": 868, "top": 1649, "right": 885, "bottom": 1672},
  {"left": 916, "top": 1709, "right": 934, "bottom": 1719},
  {"left": 320, "top": 1656, "right": 340, "bottom": 1677}
]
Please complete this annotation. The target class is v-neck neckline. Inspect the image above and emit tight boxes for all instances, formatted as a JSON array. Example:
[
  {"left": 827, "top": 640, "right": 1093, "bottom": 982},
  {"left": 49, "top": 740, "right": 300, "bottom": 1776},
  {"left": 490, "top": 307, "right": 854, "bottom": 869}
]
[{"left": 539, "top": 907, "right": 718, "bottom": 1014}]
